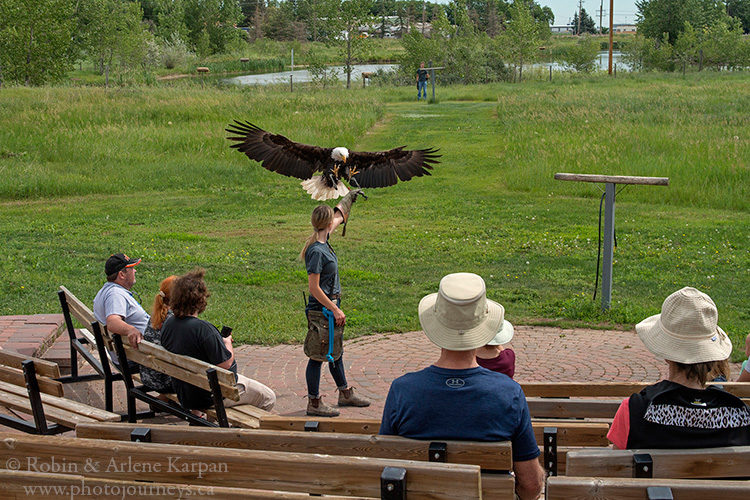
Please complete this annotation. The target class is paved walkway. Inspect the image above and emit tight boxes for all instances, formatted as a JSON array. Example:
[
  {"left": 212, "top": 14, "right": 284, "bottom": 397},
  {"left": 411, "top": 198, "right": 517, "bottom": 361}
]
[{"left": 0, "top": 315, "right": 742, "bottom": 421}]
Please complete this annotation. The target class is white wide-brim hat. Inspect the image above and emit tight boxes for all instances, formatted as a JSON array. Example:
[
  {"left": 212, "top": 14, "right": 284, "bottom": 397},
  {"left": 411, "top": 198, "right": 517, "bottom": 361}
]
[
  {"left": 486, "top": 320, "right": 514, "bottom": 346},
  {"left": 419, "top": 273, "right": 505, "bottom": 351},
  {"left": 635, "top": 286, "right": 732, "bottom": 364}
]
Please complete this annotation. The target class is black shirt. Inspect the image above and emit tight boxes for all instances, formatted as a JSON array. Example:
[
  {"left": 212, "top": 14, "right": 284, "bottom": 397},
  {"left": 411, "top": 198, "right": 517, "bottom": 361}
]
[
  {"left": 161, "top": 315, "right": 235, "bottom": 410},
  {"left": 305, "top": 241, "right": 340, "bottom": 310},
  {"left": 417, "top": 68, "right": 428, "bottom": 82}
]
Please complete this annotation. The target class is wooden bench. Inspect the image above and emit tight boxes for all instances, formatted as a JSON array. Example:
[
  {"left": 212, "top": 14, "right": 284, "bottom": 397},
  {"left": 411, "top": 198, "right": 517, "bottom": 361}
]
[
  {"left": 565, "top": 446, "right": 750, "bottom": 479},
  {"left": 58, "top": 286, "right": 125, "bottom": 411},
  {"left": 547, "top": 476, "right": 750, "bottom": 499},
  {"left": 0, "top": 350, "right": 119, "bottom": 434},
  {"left": 77, "top": 422, "right": 516, "bottom": 499},
  {"left": 256, "top": 415, "right": 609, "bottom": 476},
  {"left": 110, "top": 331, "right": 273, "bottom": 428},
  {"left": 0, "top": 432, "right": 484, "bottom": 499}
]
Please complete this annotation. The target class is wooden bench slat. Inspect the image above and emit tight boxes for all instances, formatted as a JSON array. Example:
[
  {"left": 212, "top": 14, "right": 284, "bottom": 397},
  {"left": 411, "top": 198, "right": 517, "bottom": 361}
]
[
  {"left": 136, "top": 341, "right": 236, "bottom": 388},
  {"left": 0, "top": 365, "right": 64, "bottom": 397},
  {"left": 0, "top": 380, "right": 119, "bottom": 422},
  {"left": 0, "top": 388, "right": 98, "bottom": 428},
  {"left": 0, "top": 350, "right": 61, "bottom": 379},
  {"left": 547, "top": 476, "right": 750, "bottom": 500},
  {"left": 565, "top": 446, "right": 750, "bottom": 479},
  {"left": 76, "top": 422, "right": 514, "bottom": 471},
  {"left": 259, "top": 416, "right": 609, "bottom": 447},
  {"left": 522, "top": 382, "right": 750, "bottom": 398},
  {"left": 59, "top": 286, "right": 97, "bottom": 327},
  {"left": 527, "top": 398, "right": 621, "bottom": 419},
  {"left": 0, "top": 469, "right": 358, "bottom": 500},
  {"left": 0, "top": 433, "right": 483, "bottom": 499}
]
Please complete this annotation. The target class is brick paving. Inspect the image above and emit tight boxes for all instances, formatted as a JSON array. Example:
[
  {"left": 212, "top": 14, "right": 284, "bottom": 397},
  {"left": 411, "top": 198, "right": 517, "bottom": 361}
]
[{"left": 0, "top": 315, "right": 742, "bottom": 421}]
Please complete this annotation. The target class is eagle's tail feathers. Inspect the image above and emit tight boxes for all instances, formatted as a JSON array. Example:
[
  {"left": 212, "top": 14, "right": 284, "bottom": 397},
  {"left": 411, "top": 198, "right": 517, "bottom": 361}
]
[{"left": 301, "top": 176, "right": 349, "bottom": 201}]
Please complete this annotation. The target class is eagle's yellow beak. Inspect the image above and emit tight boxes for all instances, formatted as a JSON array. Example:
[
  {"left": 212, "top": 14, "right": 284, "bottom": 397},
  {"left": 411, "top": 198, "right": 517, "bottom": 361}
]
[{"left": 342, "top": 155, "right": 347, "bottom": 163}]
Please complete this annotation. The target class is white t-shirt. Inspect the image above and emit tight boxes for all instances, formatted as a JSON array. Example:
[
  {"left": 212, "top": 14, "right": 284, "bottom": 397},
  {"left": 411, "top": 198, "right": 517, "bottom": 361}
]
[{"left": 93, "top": 282, "right": 150, "bottom": 334}]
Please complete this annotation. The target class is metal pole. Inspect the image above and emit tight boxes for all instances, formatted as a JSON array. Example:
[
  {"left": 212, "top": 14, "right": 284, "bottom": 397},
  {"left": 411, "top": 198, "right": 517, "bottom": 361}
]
[
  {"left": 608, "top": 0, "right": 613, "bottom": 74},
  {"left": 549, "top": 65, "right": 552, "bottom": 81},
  {"left": 290, "top": 75, "right": 293, "bottom": 92},
  {"left": 601, "top": 182, "right": 615, "bottom": 310},
  {"left": 429, "top": 60, "right": 435, "bottom": 101}
]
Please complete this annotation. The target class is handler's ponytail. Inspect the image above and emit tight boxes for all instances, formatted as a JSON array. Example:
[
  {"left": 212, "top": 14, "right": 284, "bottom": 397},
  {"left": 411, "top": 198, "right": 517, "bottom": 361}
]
[
  {"left": 151, "top": 275, "right": 177, "bottom": 330},
  {"left": 299, "top": 205, "right": 334, "bottom": 260}
]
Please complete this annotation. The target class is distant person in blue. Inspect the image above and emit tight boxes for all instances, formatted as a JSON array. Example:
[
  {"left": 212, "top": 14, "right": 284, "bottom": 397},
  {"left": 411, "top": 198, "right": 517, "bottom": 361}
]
[
  {"left": 300, "top": 190, "right": 371, "bottom": 417},
  {"left": 380, "top": 272, "right": 544, "bottom": 500},
  {"left": 416, "top": 62, "right": 429, "bottom": 100}
]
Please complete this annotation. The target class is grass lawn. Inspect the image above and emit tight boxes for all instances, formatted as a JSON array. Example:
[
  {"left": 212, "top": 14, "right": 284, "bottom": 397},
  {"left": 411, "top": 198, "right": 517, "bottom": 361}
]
[{"left": 0, "top": 72, "right": 747, "bottom": 358}]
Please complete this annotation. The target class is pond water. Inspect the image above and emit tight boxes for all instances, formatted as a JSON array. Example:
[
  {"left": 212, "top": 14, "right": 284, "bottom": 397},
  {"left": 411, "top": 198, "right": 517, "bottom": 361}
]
[
  {"left": 225, "top": 64, "right": 398, "bottom": 86},
  {"left": 225, "top": 52, "right": 628, "bottom": 86}
]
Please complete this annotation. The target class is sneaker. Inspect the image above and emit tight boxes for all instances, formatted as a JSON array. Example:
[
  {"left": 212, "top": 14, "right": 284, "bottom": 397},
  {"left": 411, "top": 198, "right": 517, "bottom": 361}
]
[
  {"left": 338, "top": 387, "right": 371, "bottom": 407},
  {"left": 306, "top": 397, "right": 340, "bottom": 417}
]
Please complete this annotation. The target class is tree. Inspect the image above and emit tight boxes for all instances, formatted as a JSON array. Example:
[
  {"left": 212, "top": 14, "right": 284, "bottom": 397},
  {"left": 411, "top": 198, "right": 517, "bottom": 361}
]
[
  {"left": 572, "top": 7, "right": 597, "bottom": 35},
  {"left": 324, "top": 0, "right": 374, "bottom": 88},
  {"left": 635, "top": 0, "right": 729, "bottom": 44},
  {"left": 562, "top": 34, "right": 599, "bottom": 71},
  {"left": 726, "top": 0, "right": 750, "bottom": 34},
  {"left": 499, "top": 0, "right": 546, "bottom": 81},
  {"left": 0, "top": 0, "right": 74, "bottom": 85},
  {"left": 183, "top": 0, "right": 242, "bottom": 55},
  {"left": 155, "top": 0, "right": 189, "bottom": 43}
]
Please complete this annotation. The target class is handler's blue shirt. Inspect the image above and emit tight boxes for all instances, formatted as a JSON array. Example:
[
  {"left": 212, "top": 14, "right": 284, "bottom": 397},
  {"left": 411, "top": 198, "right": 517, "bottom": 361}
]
[
  {"left": 379, "top": 366, "right": 540, "bottom": 462},
  {"left": 305, "top": 241, "right": 340, "bottom": 310}
]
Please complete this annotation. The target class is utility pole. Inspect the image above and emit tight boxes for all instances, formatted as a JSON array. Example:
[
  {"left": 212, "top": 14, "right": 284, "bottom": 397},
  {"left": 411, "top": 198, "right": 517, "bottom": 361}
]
[
  {"left": 577, "top": 0, "right": 583, "bottom": 35},
  {"left": 608, "top": 0, "right": 613, "bottom": 74},
  {"left": 598, "top": 0, "right": 603, "bottom": 33}
]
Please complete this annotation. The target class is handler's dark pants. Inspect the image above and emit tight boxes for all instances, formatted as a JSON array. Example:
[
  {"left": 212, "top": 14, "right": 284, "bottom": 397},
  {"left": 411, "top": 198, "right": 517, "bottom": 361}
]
[{"left": 306, "top": 356, "right": 348, "bottom": 399}]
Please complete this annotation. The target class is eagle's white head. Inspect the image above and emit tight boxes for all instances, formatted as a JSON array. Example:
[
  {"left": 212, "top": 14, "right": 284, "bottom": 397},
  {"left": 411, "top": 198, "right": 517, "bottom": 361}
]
[{"left": 331, "top": 147, "right": 349, "bottom": 163}]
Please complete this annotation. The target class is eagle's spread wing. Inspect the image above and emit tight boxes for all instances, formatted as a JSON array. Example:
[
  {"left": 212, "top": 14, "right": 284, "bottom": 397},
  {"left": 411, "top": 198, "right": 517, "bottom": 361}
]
[
  {"left": 226, "top": 121, "right": 331, "bottom": 180},
  {"left": 348, "top": 147, "right": 440, "bottom": 188}
]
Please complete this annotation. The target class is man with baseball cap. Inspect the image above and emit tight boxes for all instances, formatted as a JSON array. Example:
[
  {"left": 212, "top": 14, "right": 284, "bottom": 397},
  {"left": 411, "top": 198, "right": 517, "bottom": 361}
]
[
  {"left": 93, "top": 253, "right": 149, "bottom": 349},
  {"left": 379, "top": 273, "right": 544, "bottom": 500}
]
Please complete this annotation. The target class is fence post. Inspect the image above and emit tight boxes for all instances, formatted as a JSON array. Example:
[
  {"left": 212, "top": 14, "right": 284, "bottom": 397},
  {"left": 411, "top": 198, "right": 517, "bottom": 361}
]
[{"left": 290, "top": 75, "right": 293, "bottom": 92}]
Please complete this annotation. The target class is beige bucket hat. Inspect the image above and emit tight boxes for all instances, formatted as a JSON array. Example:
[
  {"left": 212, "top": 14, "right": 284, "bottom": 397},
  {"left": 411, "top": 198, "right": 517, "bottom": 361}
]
[
  {"left": 418, "top": 273, "right": 505, "bottom": 351},
  {"left": 635, "top": 287, "right": 732, "bottom": 364},
  {"left": 486, "top": 320, "right": 515, "bottom": 346}
]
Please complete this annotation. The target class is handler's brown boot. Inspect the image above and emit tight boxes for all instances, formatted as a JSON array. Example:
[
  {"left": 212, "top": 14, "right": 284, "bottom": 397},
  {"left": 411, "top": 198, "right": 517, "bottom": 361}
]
[
  {"left": 338, "top": 387, "right": 371, "bottom": 407},
  {"left": 307, "top": 396, "right": 340, "bottom": 417}
]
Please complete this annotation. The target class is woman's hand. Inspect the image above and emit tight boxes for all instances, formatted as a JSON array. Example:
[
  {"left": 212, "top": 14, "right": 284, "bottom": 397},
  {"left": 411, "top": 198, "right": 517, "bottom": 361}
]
[{"left": 333, "top": 306, "right": 346, "bottom": 326}]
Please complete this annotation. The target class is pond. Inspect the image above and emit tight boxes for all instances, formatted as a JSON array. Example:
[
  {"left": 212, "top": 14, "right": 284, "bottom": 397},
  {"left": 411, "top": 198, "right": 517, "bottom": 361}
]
[{"left": 225, "top": 64, "right": 398, "bottom": 86}]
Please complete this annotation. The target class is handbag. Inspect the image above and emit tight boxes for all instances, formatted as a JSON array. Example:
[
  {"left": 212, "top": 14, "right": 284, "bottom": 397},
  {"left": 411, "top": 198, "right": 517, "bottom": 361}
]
[{"left": 304, "top": 309, "right": 344, "bottom": 362}]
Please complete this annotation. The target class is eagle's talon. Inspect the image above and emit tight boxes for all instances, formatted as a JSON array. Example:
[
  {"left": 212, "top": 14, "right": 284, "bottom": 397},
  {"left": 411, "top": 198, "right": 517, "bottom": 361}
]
[
  {"left": 348, "top": 167, "right": 359, "bottom": 178},
  {"left": 332, "top": 165, "right": 340, "bottom": 178}
]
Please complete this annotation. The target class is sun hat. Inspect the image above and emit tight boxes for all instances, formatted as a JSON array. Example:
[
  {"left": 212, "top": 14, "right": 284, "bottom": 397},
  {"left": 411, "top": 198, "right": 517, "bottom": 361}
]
[
  {"left": 105, "top": 253, "right": 141, "bottom": 275},
  {"left": 486, "top": 320, "right": 514, "bottom": 346},
  {"left": 635, "top": 287, "right": 732, "bottom": 364},
  {"left": 418, "top": 273, "right": 505, "bottom": 351}
]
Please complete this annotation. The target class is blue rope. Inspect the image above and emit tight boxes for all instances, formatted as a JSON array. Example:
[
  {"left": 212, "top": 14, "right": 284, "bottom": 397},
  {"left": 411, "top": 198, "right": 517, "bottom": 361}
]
[{"left": 321, "top": 307, "right": 335, "bottom": 363}]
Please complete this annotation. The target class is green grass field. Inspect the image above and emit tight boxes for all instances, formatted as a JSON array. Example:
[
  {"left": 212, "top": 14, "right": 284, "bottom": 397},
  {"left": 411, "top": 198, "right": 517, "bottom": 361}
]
[{"left": 0, "top": 72, "right": 747, "bottom": 358}]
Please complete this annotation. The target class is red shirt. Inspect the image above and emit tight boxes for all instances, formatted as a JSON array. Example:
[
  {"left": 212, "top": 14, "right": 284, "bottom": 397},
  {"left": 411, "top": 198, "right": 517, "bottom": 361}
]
[
  {"left": 476, "top": 349, "right": 516, "bottom": 379},
  {"left": 607, "top": 398, "right": 630, "bottom": 449}
]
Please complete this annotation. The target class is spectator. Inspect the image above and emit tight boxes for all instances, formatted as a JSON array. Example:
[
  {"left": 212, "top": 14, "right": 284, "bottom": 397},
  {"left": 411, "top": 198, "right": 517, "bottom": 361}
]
[
  {"left": 737, "top": 333, "right": 750, "bottom": 382},
  {"left": 607, "top": 287, "right": 750, "bottom": 449},
  {"left": 140, "top": 275, "right": 178, "bottom": 397},
  {"left": 93, "top": 253, "right": 149, "bottom": 376},
  {"left": 476, "top": 319, "right": 516, "bottom": 378},
  {"left": 161, "top": 268, "right": 275, "bottom": 415},
  {"left": 380, "top": 272, "right": 544, "bottom": 500}
]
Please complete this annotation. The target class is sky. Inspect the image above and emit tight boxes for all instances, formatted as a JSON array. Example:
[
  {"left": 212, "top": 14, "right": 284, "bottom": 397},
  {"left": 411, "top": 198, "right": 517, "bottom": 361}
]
[{"left": 537, "top": 0, "right": 638, "bottom": 26}]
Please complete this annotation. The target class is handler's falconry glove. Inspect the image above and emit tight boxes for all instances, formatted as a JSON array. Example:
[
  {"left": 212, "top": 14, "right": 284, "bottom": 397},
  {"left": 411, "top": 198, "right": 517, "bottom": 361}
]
[{"left": 335, "top": 189, "right": 365, "bottom": 237}]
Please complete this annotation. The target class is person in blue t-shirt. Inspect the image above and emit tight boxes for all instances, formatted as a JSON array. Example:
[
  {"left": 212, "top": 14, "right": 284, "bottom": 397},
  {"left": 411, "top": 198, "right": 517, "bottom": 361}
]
[
  {"left": 299, "top": 190, "right": 371, "bottom": 417},
  {"left": 380, "top": 272, "right": 544, "bottom": 500}
]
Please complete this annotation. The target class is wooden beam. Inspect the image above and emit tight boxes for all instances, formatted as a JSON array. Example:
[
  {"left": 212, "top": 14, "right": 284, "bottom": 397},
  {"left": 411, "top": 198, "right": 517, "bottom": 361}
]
[
  {"left": 554, "top": 173, "right": 669, "bottom": 186},
  {"left": 532, "top": 421, "right": 609, "bottom": 446},
  {"left": 0, "top": 433, "right": 482, "bottom": 499},
  {"left": 0, "top": 469, "right": 355, "bottom": 500},
  {"left": 547, "top": 476, "right": 750, "bottom": 499},
  {"left": 0, "top": 350, "right": 60, "bottom": 379},
  {"left": 59, "top": 286, "right": 97, "bottom": 327},
  {"left": 0, "top": 365, "right": 63, "bottom": 397},
  {"left": 0, "top": 388, "right": 97, "bottom": 428},
  {"left": 76, "top": 423, "right": 513, "bottom": 471},
  {"left": 565, "top": 446, "right": 750, "bottom": 478},
  {"left": 134, "top": 341, "right": 235, "bottom": 387}
]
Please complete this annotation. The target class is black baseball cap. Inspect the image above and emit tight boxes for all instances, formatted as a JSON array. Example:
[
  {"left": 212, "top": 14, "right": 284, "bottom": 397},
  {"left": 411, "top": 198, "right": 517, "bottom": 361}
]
[{"left": 105, "top": 253, "right": 141, "bottom": 275}]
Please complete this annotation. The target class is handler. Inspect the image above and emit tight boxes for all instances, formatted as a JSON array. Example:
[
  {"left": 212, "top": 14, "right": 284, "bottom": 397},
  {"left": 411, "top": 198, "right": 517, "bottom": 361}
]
[{"left": 300, "top": 190, "right": 371, "bottom": 417}]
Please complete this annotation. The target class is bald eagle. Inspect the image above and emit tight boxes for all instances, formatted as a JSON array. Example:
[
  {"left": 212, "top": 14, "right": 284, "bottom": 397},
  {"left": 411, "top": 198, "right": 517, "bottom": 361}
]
[{"left": 226, "top": 121, "right": 440, "bottom": 200}]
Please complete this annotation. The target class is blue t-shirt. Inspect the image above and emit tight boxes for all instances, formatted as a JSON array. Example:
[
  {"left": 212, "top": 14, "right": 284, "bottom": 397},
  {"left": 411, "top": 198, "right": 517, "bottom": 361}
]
[
  {"left": 305, "top": 241, "right": 340, "bottom": 309},
  {"left": 379, "top": 366, "right": 540, "bottom": 462}
]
